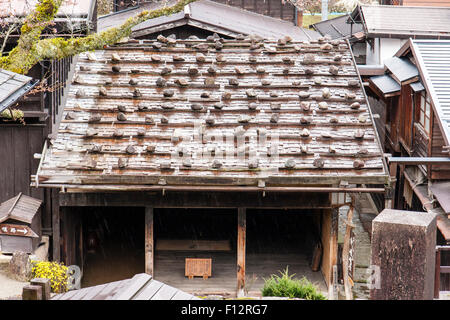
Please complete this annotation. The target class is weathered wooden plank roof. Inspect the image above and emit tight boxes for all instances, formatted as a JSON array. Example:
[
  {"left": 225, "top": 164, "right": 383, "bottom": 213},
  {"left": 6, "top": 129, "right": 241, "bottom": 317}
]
[
  {"left": 352, "top": 5, "right": 450, "bottom": 39},
  {"left": 34, "top": 37, "right": 388, "bottom": 190},
  {"left": 52, "top": 273, "right": 200, "bottom": 300},
  {"left": 0, "top": 193, "right": 42, "bottom": 224},
  {"left": 130, "top": 0, "right": 320, "bottom": 41},
  {"left": 411, "top": 40, "right": 450, "bottom": 146}
]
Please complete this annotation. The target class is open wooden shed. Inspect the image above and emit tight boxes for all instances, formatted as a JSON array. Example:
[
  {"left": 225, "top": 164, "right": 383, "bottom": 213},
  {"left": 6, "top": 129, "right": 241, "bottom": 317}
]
[{"left": 32, "top": 36, "right": 389, "bottom": 296}]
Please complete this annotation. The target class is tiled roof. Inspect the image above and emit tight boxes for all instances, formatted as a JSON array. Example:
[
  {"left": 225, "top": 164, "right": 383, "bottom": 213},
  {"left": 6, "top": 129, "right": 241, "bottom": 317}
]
[
  {"left": 354, "top": 5, "right": 450, "bottom": 38},
  {"left": 130, "top": 0, "right": 320, "bottom": 41},
  {"left": 34, "top": 36, "right": 388, "bottom": 190}
]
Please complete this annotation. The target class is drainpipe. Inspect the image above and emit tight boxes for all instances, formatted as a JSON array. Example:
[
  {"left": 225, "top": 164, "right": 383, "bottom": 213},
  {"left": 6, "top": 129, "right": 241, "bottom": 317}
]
[{"left": 322, "top": 0, "right": 328, "bottom": 21}]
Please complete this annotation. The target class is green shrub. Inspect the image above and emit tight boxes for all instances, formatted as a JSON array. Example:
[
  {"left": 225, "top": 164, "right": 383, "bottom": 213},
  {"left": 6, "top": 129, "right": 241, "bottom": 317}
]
[{"left": 261, "top": 267, "right": 326, "bottom": 300}]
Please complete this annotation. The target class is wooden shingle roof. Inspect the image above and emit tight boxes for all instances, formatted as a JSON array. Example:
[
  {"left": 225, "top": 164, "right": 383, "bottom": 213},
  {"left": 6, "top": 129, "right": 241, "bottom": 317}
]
[
  {"left": 34, "top": 36, "right": 388, "bottom": 191},
  {"left": 0, "top": 193, "right": 42, "bottom": 224}
]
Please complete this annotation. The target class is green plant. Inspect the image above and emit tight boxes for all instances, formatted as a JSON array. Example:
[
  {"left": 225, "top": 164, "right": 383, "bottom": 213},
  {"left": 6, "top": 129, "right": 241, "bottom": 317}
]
[
  {"left": 261, "top": 267, "right": 326, "bottom": 300},
  {"left": 31, "top": 260, "right": 69, "bottom": 293}
]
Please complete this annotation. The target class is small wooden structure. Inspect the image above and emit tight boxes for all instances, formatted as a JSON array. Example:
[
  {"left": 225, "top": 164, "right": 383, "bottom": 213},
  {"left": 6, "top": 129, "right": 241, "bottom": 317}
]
[
  {"left": 0, "top": 193, "right": 42, "bottom": 253},
  {"left": 185, "top": 258, "right": 212, "bottom": 279}
]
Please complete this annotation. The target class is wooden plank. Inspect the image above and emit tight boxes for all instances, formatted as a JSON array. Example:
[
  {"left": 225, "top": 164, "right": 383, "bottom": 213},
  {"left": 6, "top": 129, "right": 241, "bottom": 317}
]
[
  {"left": 112, "top": 273, "right": 152, "bottom": 300},
  {"left": 145, "top": 207, "right": 154, "bottom": 276},
  {"left": 150, "top": 284, "right": 178, "bottom": 300},
  {"left": 171, "top": 290, "right": 195, "bottom": 300},
  {"left": 133, "top": 280, "right": 164, "bottom": 300},
  {"left": 93, "top": 280, "right": 126, "bottom": 300},
  {"left": 79, "top": 283, "right": 108, "bottom": 300},
  {"left": 59, "top": 192, "right": 332, "bottom": 209},
  {"left": 237, "top": 208, "right": 246, "bottom": 297},
  {"left": 342, "top": 205, "right": 354, "bottom": 300},
  {"left": 0, "top": 127, "right": 14, "bottom": 202}
]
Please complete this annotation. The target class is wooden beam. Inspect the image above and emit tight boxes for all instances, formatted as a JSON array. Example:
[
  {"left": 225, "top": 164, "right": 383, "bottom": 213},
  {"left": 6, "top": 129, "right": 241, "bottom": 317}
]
[
  {"left": 52, "top": 189, "right": 60, "bottom": 262},
  {"left": 59, "top": 192, "right": 332, "bottom": 209},
  {"left": 145, "top": 207, "right": 154, "bottom": 277},
  {"left": 237, "top": 208, "right": 246, "bottom": 297},
  {"left": 388, "top": 157, "right": 450, "bottom": 165}
]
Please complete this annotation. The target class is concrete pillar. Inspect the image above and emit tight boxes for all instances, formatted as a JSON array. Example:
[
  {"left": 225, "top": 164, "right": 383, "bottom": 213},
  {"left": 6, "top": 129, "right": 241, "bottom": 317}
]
[{"left": 371, "top": 209, "right": 437, "bottom": 300}]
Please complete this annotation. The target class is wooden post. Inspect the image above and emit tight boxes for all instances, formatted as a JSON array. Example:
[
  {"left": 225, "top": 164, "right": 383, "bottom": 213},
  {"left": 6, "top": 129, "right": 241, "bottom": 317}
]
[
  {"left": 434, "top": 248, "right": 441, "bottom": 299},
  {"left": 145, "top": 207, "right": 154, "bottom": 277},
  {"left": 342, "top": 205, "right": 354, "bottom": 300},
  {"left": 31, "top": 278, "right": 51, "bottom": 300},
  {"left": 22, "top": 285, "right": 43, "bottom": 300},
  {"left": 237, "top": 208, "right": 246, "bottom": 297},
  {"left": 52, "top": 189, "right": 60, "bottom": 262}
]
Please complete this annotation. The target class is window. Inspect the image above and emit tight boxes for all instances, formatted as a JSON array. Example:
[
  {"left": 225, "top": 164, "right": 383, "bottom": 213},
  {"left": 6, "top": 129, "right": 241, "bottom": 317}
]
[{"left": 417, "top": 92, "right": 432, "bottom": 134}]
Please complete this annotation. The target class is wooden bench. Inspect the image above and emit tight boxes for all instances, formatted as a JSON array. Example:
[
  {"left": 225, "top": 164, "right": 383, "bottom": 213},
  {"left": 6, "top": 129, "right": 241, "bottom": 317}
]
[{"left": 185, "top": 258, "right": 212, "bottom": 280}]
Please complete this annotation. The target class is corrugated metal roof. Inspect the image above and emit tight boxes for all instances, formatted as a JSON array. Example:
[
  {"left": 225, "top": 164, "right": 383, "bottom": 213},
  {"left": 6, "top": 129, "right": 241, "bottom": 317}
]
[
  {"left": 52, "top": 273, "right": 200, "bottom": 300},
  {"left": 369, "top": 75, "right": 401, "bottom": 95},
  {"left": 33, "top": 37, "right": 388, "bottom": 190},
  {"left": 412, "top": 40, "right": 450, "bottom": 145},
  {"left": 311, "top": 14, "right": 363, "bottom": 40},
  {"left": 357, "top": 5, "right": 450, "bottom": 38},
  {"left": 130, "top": 0, "right": 319, "bottom": 41}
]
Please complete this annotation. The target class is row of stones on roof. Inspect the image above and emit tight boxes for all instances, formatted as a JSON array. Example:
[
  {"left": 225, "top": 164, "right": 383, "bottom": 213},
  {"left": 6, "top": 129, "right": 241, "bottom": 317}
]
[
  {"left": 75, "top": 85, "right": 360, "bottom": 100},
  {"left": 90, "top": 62, "right": 348, "bottom": 77},
  {"left": 81, "top": 119, "right": 368, "bottom": 141},
  {"left": 105, "top": 53, "right": 343, "bottom": 64},
  {"left": 84, "top": 154, "right": 366, "bottom": 171},
  {"left": 81, "top": 113, "right": 368, "bottom": 127},
  {"left": 66, "top": 100, "right": 363, "bottom": 120}
]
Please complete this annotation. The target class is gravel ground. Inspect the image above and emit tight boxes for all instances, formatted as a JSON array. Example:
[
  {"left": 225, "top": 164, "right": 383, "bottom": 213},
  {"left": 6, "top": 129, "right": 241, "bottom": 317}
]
[{"left": 0, "top": 271, "right": 27, "bottom": 300}]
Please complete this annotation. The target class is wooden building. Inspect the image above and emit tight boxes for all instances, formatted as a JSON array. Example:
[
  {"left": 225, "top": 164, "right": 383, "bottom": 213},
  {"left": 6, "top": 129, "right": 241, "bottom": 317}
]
[
  {"left": 381, "top": 0, "right": 450, "bottom": 6},
  {"left": 129, "top": 0, "right": 319, "bottom": 41},
  {"left": 364, "top": 39, "right": 450, "bottom": 291},
  {"left": 0, "top": 0, "right": 97, "bottom": 238},
  {"left": 32, "top": 35, "right": 389, "bottom": 296},
  {"left": 349, "top": 5, "right": 450, "bottom": 67}
]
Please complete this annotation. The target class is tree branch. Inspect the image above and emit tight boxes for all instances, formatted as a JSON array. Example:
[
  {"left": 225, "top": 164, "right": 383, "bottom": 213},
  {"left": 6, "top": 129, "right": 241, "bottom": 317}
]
[{"left": 1, "top": 0, "right": 198, "bottom": 74}]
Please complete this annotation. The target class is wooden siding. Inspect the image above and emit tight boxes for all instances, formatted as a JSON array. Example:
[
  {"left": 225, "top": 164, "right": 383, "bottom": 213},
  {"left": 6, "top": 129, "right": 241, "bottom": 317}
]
[
  {"left": 398, "top": 85, "right": 413, "bottom": 153},
  {"left": 403, "top": 0, "right": 450, "bottom": 6},
  {"left": 431, "top": 114, "right": 450, "bottom": 180},
  {"left": 0, "top": 125, "right": 46, "bottom": 203}
]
